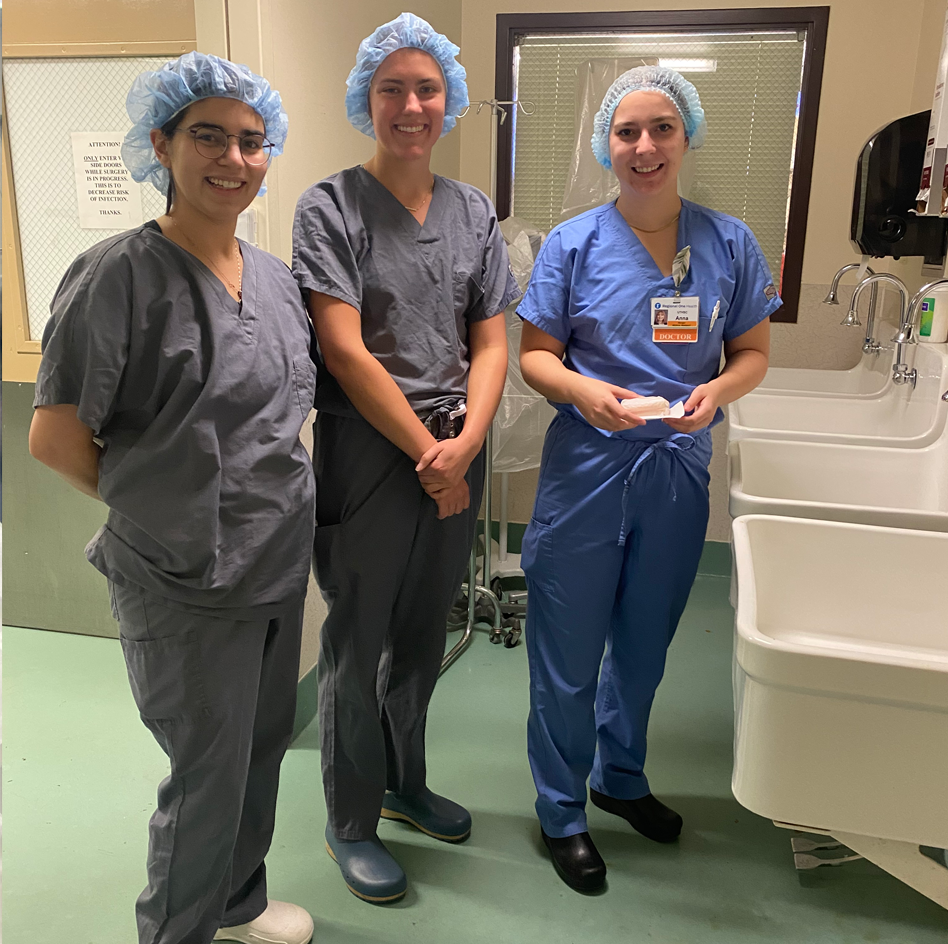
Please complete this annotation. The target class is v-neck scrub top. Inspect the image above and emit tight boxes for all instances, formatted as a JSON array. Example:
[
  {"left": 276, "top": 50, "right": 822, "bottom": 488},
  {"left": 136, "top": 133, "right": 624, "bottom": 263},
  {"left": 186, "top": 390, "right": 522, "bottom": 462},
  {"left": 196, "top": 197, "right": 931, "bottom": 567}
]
[
  {"left": 292, "top": 165, "right": 520, "bottom": 418},
  {"left": 34, "top": 220, "right": 317, "bottom": 617},
  {"left": 518, "top": 199, "right": 782, "bottom": 442}
]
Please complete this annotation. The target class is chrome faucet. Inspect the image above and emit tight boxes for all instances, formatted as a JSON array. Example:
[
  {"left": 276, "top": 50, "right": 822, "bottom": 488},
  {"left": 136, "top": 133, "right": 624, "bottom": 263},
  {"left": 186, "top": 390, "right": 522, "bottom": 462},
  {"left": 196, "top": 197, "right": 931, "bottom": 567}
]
[
  {"left": 891, "top": 279, "right": 948, "bottom": 387},
  {"left": 848, "top": 273, "right": 910, "bottom": 383},
  {"left": 824, "top": 263, "right": 881, "bottom": 354}
]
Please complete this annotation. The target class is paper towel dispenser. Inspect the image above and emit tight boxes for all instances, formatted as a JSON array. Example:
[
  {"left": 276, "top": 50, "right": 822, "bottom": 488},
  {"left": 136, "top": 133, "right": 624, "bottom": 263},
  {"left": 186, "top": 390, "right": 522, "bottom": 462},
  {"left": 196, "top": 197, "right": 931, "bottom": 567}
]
[{"left": 851, "top": 111, "right": 948, "bottom": 267}]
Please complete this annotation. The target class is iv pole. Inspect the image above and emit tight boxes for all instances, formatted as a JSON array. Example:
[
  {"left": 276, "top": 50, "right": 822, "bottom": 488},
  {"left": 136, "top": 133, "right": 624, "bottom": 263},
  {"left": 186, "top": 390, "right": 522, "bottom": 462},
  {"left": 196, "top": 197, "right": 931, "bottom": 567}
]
[{"left": 439, "top": 97, "right": 536, "bottom": 675}]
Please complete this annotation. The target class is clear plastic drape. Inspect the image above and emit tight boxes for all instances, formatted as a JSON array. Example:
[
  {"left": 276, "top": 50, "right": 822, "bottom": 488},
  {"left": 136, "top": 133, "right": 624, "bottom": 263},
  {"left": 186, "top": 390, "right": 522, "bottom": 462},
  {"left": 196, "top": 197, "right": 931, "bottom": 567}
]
[{"left": 493, "top": 217, "right": 556, "bottom": 473}]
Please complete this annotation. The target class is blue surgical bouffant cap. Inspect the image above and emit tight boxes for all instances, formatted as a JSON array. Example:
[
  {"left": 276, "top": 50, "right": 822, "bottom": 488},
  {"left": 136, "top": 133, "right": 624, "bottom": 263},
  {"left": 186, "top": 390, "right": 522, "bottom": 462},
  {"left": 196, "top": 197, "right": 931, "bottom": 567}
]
[
  {"left": 345, "top": 12, "right": 469, "bottom": 139},
  {"left": 122, "top": 51, "right": 289, "bottom": 195},
  {"left": 591, "top": 66, "right": 707, "bottom": 170}
]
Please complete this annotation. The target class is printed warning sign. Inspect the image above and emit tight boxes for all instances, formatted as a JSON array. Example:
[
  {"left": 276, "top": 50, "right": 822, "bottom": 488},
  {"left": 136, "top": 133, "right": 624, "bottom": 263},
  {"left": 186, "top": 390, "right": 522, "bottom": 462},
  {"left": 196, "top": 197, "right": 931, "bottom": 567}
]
[{"left": 71, "top": 132, "right": 143, "bottom": 229}]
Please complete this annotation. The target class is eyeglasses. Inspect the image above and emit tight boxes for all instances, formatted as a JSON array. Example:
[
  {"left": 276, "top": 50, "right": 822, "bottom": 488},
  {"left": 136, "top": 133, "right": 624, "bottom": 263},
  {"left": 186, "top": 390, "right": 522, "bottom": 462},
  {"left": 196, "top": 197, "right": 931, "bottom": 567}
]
[{"left": 175, "top": 126, "right": 273, "bottom": 165}]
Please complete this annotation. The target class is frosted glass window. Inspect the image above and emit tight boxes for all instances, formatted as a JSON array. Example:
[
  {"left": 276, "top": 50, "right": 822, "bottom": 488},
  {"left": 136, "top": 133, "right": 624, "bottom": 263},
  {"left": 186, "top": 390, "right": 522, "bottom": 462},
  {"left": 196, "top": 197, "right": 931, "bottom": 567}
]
[{"left": 4, "top": 57, "right": 168, "bottom": 340}]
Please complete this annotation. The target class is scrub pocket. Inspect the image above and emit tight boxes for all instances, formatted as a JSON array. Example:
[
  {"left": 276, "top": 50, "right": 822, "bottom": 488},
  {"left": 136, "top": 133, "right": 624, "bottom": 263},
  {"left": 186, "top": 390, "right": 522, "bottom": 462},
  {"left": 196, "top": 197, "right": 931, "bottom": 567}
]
[
  {"left": 453, "top": 271, "right": 484, "bottom": 319},
  {"left": 113, "top": 587, "right": 212, "bottom": 724},
  {"left": 120, "top": 633, "right": 212, "bottom": 724},
  {"left": 293, "top": 357, "right": 318, "bottom": 419},
  {"left": 521, "top": 518, "right": 556, "bottom": 592}
]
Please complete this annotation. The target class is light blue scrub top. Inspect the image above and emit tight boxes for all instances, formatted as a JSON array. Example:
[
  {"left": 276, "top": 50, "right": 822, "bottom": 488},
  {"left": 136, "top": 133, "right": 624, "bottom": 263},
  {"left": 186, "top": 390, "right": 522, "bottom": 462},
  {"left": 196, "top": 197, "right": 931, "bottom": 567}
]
[{"left": 517, "top": 198, "right": 782, "bottom": 442}]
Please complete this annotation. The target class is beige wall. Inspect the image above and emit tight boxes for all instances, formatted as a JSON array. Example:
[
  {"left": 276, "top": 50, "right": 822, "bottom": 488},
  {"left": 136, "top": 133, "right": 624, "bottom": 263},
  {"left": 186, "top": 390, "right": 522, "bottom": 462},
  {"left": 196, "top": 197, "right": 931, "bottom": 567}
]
[
  {"left": 2, "top": 0, "right": 195, "bottom": 53},
  {"left": 223, "top": 0, "right": 462, "bottom": 265},
  {"left": 457, "top": 0, "right": 948, "bottom": 539}
]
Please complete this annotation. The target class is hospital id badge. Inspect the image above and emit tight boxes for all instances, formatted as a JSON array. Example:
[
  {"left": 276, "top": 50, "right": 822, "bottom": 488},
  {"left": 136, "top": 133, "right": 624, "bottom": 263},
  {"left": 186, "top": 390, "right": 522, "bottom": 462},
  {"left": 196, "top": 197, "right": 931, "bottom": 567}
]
[{"left": 651, "top": 296, "right": 699, "bottom": 343}]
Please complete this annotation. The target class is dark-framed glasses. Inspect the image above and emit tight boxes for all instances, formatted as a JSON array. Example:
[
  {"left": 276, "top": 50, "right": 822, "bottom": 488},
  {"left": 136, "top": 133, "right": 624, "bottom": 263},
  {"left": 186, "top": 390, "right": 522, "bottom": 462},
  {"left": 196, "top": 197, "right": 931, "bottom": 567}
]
[{"left": 179, "top": 126, "right": 273, "bottom": 165}]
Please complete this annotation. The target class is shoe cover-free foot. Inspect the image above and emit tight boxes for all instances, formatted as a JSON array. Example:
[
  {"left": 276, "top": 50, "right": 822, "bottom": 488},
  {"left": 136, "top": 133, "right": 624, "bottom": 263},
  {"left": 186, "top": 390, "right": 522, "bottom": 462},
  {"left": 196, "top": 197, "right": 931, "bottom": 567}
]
[
  {"left": 541, "top": 828, "right": 607, "bottom": 892},
  {"left": 590, "top": 788, "right": 683, "bottom": 843},
  {"left": 325, "top": 824, "right": 407, "bottom": 903},
  {"left": 213, "top": 900, "right": 314, "bottom": 944},
  {"left": 380, "top": 787, "right": 472, "bottom": 842}
]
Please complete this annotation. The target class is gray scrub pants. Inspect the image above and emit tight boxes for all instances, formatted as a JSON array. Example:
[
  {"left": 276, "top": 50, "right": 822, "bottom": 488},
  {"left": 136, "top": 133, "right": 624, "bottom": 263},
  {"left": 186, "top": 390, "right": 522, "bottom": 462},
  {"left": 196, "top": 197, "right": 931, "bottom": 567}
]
[
  {"left": 111, "top": 582, "right": 305, "bottom": 944},
  {"left": 312, "top": 412, "right": 485, "bottom": 840}
]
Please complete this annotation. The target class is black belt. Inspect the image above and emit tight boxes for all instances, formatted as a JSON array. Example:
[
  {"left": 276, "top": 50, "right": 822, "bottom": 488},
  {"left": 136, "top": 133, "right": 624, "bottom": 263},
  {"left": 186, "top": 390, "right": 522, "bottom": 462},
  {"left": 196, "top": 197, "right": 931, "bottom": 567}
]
[{"left": 424, "top": 400, "right": 467, "bottom": 441}]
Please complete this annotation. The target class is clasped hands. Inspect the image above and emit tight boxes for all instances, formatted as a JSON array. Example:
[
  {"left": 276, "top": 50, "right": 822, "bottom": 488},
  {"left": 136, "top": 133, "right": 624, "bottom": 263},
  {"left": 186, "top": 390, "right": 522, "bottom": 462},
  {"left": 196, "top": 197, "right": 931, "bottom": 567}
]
[{"left": 415, "top": 437, "right": 478, "bottom": 520}]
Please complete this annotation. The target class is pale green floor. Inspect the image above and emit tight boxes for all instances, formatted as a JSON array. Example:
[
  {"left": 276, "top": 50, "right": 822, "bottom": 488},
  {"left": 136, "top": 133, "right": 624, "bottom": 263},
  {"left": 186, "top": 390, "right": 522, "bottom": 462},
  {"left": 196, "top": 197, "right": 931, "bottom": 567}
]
[{"left": 4, "top": 575, "right": 947, "bottom": 944}]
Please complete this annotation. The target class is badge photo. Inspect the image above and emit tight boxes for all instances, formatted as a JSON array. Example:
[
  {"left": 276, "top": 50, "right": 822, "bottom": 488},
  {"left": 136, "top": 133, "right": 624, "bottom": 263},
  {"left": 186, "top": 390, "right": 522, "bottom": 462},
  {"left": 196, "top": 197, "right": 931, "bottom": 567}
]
[{"left": 651, "top": 296, "right": 699, "bottom": 343}]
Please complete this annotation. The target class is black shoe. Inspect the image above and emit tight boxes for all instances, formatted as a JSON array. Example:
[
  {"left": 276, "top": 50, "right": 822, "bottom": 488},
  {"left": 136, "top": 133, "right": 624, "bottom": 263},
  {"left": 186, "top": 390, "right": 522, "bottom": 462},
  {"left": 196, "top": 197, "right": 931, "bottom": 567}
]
[
  {"left": 541, "top": 828, "right": 607, "bottom": 892},
  {"left": 590, "top": 789, "right": 683, "bottom": 843}
]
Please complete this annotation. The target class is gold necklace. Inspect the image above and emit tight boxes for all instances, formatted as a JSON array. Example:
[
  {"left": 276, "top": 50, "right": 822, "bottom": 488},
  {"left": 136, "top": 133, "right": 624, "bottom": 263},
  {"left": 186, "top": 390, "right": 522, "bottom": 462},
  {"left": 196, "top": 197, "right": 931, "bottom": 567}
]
[
  {"left": 402, "top": 184, "right": 434, "bottom": 213},
  {"left": 169, "top": 216, "right": 243, "bottom": 300},
  {"left": 628, "top": 213, "right": 680, "bottom": 235},
  {"left": 361, "top": 164, "right": 434, "bottom": 213}
]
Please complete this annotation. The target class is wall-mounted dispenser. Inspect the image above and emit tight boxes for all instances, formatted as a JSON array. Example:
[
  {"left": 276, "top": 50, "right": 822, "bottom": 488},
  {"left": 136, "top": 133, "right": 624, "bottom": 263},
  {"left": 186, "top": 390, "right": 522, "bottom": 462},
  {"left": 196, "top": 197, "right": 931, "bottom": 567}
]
[{"left": 851, "top": 111, "right": 948, "bottom": 267}]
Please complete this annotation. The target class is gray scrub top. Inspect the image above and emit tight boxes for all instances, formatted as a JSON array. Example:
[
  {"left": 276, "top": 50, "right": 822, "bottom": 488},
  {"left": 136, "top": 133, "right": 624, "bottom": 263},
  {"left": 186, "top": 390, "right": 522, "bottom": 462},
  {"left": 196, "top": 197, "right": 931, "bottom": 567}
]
[
  {"left": 34, "top": 220, "right": 317, "bottom": 618},
  {"left": 291, "top": 165, "right": 521, "bottom": 418}
]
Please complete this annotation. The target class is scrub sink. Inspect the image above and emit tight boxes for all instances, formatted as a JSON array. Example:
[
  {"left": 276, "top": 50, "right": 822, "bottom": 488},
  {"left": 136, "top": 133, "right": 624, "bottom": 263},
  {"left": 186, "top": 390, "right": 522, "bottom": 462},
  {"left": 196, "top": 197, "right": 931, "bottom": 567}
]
[
  {"left": 728, "top": 434, "right": 948, "bottom": 531},
  {"left": 729, "top": 343, "right": 948, "bottom": 448},
  {"left": 757, "top": 352, "right": 891, "bottom": 398},
  {"left": 731, "top": 515, "right": 948, "bottom": 849}
]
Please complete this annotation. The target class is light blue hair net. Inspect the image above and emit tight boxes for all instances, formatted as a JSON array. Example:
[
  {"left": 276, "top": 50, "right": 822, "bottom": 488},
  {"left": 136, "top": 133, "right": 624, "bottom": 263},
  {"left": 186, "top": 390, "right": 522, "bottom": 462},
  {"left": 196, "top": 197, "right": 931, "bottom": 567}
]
[
  {"left": 345, "top": 12, "right": 469, "bottom": 139},
  {"left": 591, "top": 66, "right": 707, "bottom": 170},
  {"left": 122, "top": 51, "right": 289, "bottom": 195}
]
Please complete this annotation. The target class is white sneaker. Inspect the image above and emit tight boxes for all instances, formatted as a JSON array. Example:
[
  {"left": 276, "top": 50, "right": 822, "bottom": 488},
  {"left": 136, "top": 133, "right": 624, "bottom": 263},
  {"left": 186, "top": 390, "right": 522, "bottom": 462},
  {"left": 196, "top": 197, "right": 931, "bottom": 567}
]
[{"left": 213, "top": 900, "right": 314, "bottom": 944}]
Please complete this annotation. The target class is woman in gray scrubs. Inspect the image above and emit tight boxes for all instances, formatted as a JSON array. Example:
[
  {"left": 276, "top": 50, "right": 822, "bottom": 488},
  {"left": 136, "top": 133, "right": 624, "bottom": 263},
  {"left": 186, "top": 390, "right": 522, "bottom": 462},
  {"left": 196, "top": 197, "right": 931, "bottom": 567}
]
[
  {"left": 292, "top": 13, "right": 519, "bottom": 904},
  {"left": 29, "top": 53, "right": 316, "bottom": 944}
]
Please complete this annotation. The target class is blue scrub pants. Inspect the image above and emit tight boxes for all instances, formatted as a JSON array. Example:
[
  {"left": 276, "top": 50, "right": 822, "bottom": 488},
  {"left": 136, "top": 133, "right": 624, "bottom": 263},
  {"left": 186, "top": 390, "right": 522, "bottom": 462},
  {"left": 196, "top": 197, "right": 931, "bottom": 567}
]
[{"left": 522, "top": 411, "right": 712, "bottom": 838}]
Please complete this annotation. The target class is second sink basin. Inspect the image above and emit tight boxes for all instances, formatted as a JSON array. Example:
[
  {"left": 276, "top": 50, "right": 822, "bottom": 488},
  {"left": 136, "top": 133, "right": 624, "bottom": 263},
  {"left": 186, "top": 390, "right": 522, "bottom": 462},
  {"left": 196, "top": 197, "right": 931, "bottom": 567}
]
[{"left": 728, "top": 436, "right": 948, "bottom": 531}]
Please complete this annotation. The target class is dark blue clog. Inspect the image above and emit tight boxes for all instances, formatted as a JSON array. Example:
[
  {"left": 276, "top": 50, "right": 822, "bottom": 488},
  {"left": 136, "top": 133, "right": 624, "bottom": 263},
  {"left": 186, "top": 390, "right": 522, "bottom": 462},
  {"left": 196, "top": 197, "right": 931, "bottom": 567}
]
[
  {"left": 324, "top": 824, "right": 407, "bottom": 903},
  {"left": 380, "top": 788, "right": 472, "bottom": 843}
]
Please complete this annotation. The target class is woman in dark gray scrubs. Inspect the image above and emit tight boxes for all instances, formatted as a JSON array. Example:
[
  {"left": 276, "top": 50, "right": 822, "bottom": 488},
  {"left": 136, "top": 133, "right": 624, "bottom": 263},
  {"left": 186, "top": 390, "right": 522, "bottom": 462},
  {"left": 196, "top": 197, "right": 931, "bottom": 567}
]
[
  {"left": 30, "top": 54, "right": 316, "bottom": 944},
  {"left": 292, "top": 14, "right": 519, "bottom": 904}
]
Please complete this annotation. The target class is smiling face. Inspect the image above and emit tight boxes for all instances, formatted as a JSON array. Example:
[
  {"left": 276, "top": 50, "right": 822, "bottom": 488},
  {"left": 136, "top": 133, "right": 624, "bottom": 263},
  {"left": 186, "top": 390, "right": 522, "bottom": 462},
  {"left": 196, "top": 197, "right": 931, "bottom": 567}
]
[
  {"left": 368, "top": 47, "right": 446, "bottom": 161},
  {"left": 609, "top": 90, "right": 688, "bottom": 197},
  {"left": 152, "top": 97, "right": 268, "bottom": 220}
]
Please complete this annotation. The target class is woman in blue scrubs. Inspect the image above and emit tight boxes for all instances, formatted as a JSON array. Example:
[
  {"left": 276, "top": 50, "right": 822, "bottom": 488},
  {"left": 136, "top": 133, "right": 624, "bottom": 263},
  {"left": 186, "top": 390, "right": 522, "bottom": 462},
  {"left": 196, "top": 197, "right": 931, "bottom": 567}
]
[{"left": 518, "top": 67, "right": 779, "bottom": 891}]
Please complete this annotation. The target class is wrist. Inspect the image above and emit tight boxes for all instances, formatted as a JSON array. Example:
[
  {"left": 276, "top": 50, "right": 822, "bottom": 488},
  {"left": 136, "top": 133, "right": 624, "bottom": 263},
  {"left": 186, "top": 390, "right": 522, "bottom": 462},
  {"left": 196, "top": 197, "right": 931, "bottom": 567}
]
[
  {"left": 455, "top": 429, "right": 484, "bottom": 460},
  {"left": 565, "top": 372, "right": 593, "bottom": 406},
  {"left": 411, "top": 430, "right": 439, "bottom": 464}
]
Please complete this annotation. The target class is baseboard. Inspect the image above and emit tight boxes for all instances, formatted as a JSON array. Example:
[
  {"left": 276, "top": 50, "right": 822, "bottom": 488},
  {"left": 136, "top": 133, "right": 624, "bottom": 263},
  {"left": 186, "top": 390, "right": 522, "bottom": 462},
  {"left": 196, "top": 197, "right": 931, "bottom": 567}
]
[
  {"left": 292, "top": 664, "right": 319, "bottom": 741},
  {"left": 290, "top": 535, "right": 732, "bottom": 742},
  {"left": 698, "top": 540, "right": 732, "bottom": 577}
]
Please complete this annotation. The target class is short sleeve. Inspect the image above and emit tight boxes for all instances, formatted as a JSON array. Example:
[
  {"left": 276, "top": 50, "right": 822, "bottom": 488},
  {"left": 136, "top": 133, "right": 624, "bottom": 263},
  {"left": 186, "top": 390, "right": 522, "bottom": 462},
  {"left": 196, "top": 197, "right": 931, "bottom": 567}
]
[
  {"left": 291, "top": 183, "right": 362, "bottom": 311},
  {"left": 473, "top": 211, "right": 521, "bottom": 322},
  {"left": 724, "top": 225, "right": 783, "bottom": 341},
  {"left": 516, "top": 229, "right": 573, "bottom": 344},
  {"left": 33, "top": 248, "right": 133, "bottom": 436}
]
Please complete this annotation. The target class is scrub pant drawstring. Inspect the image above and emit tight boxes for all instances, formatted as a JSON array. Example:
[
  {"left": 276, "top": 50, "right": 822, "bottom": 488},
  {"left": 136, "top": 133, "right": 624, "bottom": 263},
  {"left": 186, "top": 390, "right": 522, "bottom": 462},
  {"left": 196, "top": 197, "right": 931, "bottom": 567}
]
[{"left": 618, "top": 433, "right": 696, "bottom": 546}]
